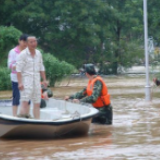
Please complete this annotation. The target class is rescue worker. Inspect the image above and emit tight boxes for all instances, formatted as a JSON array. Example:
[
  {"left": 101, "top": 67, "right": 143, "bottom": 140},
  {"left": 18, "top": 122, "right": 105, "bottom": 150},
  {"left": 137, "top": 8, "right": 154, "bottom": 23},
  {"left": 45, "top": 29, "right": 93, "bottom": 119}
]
[{"left": 65, "top": 64, "right": 113, "bottom": 125}]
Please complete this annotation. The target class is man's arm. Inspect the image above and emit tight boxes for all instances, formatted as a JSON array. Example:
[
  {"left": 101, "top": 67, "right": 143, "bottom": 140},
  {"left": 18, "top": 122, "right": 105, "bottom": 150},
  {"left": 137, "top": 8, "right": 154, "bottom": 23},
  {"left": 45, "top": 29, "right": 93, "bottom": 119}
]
[
  {"left": 8, "top": 50, "right": 16, "bottom": 70},
  {"left": 40, "top": 53, "right": 47, "bottom": 86},
  {"left": 17, "top": 72, "right": 24, "bottom": 90},
  {"left": 40, "top": 71, "right": 48, "bottom": 87},
  {"left": 40, "top": 71, "right": 46, "bottom": 81},
  {"left": 80, "top": 80, "right": 102, "bottom": 103},
  {"left": 69, "top": 87, "right": 87, "bottom": 100},
  {"left": 16, "top": 52, "right": 25, "bottom": 90}
]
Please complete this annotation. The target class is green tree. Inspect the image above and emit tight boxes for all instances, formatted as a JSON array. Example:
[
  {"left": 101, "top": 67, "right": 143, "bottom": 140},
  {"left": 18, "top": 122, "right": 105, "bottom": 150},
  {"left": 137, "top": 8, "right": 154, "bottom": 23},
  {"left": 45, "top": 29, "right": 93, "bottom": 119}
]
[
  {"left": 0, "top": 0, "right": 153, "bottom": 74},
  {"left": 0, "top": 26, "right": 21, "bottom": 66},
  {"left": 0, "top": 0, "right": 110, "bottom": 67},
  {"left": 101, "top": 0, "right": 143, "bottom": 74},
  {"left": 42, "top": 53, "right": 76, "bottom": 86},
  {"left": 0, "top": 67, "right": 11, "bottom": 91},
  {"left": 148, "top": 0, "right": 160, "bottom": 45}
]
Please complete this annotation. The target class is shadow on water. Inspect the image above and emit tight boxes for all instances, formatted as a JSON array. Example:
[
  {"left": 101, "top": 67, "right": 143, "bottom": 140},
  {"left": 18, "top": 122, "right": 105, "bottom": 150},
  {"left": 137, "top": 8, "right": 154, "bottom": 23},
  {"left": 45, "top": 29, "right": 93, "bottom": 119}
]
[
  {"left": 0, "top": 133, "right": 87, "bottom": 141},
  {"left": 0, "top": 129, "right": 90, "bottom": 140}
]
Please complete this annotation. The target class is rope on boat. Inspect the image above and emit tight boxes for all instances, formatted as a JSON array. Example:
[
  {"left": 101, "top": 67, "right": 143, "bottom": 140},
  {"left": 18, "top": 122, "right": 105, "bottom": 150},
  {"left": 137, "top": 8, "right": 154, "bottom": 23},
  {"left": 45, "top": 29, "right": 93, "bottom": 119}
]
[{"left": 70, "top": 111, "right": 81, "bottom": 120}]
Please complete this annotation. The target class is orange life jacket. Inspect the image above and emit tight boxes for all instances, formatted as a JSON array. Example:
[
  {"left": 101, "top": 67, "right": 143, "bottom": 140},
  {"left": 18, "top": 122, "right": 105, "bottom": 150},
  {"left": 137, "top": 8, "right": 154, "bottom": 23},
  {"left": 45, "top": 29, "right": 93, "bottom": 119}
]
[{"left": 86, "top": 76, "right": 110, "bottom": 108}]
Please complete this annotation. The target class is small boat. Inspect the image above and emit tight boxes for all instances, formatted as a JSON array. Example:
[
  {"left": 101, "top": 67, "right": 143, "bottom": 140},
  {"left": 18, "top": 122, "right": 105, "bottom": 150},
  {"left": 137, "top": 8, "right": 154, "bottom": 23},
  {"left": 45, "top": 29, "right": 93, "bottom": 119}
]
[{"left": 0, "top": 98, "right": 98, "bottom": 138}]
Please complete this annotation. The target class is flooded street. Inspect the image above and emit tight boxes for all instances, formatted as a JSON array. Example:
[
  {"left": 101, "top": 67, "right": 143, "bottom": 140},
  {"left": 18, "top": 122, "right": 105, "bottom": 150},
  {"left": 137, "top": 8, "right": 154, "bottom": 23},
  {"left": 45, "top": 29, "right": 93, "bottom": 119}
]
[{"left": 1, "top": 75, "right": 160, "bottom": 159}]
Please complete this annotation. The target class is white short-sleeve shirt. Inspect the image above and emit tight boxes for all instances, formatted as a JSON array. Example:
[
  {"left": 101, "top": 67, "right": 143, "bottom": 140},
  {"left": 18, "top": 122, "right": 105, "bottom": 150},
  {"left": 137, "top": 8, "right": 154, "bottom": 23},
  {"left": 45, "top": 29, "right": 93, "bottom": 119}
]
[
  {"left": 7, "top": 46, "right": 21, "bottom": 82},
  {"left": 16, "top": 47, "right": 45, "bottom": 88}
]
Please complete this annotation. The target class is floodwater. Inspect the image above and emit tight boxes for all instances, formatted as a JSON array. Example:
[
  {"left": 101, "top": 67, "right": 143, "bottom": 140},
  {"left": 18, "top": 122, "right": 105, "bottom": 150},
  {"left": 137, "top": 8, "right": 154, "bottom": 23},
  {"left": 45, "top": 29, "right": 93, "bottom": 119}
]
[{"left": 1, "top": 75, "right": 160, "bottom": 160}]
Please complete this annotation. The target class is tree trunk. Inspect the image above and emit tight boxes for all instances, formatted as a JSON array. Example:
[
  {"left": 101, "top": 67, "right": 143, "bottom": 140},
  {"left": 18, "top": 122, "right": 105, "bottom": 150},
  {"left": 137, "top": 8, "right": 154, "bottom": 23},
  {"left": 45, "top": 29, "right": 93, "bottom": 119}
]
[{"left": 113, "top": 21, "right": 121, "bottom": 75}]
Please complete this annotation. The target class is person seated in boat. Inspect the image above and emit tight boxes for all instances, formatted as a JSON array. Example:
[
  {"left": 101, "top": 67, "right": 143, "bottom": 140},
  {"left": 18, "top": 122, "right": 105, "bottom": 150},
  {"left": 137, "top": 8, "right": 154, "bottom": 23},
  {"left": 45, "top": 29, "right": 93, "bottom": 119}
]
[
  {"left": 65, "top": 64, "right": 113, "bottom": 125},
  {"left": 40, "top": 82, "right": 53, "bottom": 108}
]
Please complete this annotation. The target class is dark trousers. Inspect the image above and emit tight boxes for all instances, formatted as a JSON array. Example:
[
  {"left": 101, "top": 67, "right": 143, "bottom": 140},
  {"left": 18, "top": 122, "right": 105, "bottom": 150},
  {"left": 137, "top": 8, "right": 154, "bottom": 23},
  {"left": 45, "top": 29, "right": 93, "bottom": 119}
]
[
  {"left": 92, "top": 104, "right": 113, "bottom": 125},
  {"left": 12, "top": 81, "right": 31, "bottom": 106},
  {"left": 40, "top": 99, "right": 46, "bottom": 108},
  {"left": 12, "top": 81, "right": 20, "bottom": 106}
]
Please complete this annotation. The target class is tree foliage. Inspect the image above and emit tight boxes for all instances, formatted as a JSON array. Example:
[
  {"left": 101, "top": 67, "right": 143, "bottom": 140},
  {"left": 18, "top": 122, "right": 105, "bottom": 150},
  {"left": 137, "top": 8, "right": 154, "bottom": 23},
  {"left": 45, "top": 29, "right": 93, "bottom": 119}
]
[
  {"left": 0, "top": 26, "right": 21, "bottom": 66},
  {"left": 148, "top": 0, "right": 160, "bottom": 45},
  {"left": 42, "top": 53, "right": 76, "bottom": 86},
  {"left": 0, "top": 67, "right": 11, "bottom": 91},
  {"left": 0, "top": 0, "right": 160, "bottom": 74}
]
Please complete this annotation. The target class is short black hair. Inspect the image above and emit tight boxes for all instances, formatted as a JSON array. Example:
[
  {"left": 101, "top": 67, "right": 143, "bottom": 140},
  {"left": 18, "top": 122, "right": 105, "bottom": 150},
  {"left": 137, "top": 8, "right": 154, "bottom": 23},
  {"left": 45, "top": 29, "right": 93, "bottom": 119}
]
[
  {"left": 84, "top": 64, "right": 96, "bottom": 75},
  {"left": 19, "top": 34, "right": 28, "bottom": 41},
  {"left": 26, "top": 36, "right": 37, "bottom": 42},
  {"left": 87, "top": 69, "right": 96, "bottom": 75}
]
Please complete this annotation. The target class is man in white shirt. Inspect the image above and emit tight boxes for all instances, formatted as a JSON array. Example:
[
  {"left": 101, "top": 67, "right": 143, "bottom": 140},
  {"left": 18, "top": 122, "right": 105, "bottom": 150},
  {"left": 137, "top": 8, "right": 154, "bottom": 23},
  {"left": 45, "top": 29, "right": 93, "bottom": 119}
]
[
  {"left": 8, "top": 34, "right": 28, "bottom": 116},
  {"left": 16, "top": 36, "right": 47, "bottom": 119}
]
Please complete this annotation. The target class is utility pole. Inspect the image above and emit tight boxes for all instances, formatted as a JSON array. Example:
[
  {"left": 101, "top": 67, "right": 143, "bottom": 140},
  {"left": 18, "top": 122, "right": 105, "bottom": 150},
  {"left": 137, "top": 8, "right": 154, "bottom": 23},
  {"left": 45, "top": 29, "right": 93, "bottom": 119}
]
[{"left": 143, "top": 0, "right": 151, "bottom": 101}]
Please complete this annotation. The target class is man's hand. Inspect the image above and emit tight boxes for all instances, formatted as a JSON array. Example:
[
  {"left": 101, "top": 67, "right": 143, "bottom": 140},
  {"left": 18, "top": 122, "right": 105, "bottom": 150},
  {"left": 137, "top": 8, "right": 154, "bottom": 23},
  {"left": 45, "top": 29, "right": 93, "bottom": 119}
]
[
  {"left": 42, "top": 80, "right": 48, "bottom": 88},
  {"left": 64, "top": 96, "right": 70, "bottom": 101},
  {"left": 72, "top": 99, "right": 80, "bottom": 103},
  {"left": 18, "top": 83, "right": 24, "bottom": 90}
]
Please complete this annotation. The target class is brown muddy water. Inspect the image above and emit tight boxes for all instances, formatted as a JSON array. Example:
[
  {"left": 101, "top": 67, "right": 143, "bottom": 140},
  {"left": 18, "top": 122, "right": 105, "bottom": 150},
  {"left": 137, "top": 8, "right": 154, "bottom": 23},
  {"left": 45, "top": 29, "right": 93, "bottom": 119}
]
[{"left": 1, "top": 75, "right": 160, "bottom": 160}]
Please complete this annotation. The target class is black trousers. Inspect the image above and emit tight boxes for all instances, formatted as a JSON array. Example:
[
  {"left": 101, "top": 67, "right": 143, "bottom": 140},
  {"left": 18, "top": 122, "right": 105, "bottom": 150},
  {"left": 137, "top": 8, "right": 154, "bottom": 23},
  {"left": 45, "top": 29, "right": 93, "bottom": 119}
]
[
  {"left": 92, "top": 104, "right": 113, "bottom": 125},
  {"left": 12, "top": 81, "right": 20, "bottom": 106},
  {"left": 40, "top": 99, "right": 46, "bottom": 108}
]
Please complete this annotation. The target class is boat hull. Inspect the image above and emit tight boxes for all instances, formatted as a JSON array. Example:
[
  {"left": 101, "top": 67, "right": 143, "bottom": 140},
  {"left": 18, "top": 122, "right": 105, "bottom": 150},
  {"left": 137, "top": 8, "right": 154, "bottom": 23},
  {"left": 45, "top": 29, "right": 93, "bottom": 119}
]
[{"left": 0, "top": 118, "right": 91, "bottom": 138}]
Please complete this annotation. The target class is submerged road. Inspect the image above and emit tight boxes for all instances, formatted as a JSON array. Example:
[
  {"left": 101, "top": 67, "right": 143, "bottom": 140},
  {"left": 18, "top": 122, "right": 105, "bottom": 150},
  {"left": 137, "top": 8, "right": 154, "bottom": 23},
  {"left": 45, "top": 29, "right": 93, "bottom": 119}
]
[{"left": 0, "top": 75, "right": 160, "bottom": 159}]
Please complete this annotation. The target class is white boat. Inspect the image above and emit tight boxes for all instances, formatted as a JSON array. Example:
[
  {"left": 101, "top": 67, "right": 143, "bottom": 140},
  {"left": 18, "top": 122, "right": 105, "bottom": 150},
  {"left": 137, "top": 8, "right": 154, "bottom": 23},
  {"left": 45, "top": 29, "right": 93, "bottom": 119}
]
[{"left": 0, "top": 98, "right": 98, "bottom": 138}]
